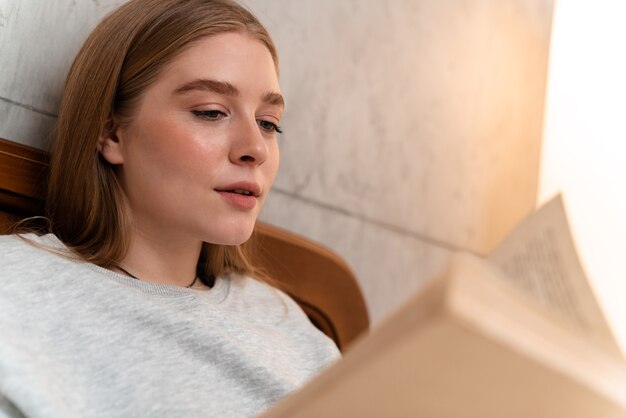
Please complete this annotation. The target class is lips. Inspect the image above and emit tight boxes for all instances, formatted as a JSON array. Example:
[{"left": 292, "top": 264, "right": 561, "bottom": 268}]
[
  {"left": 214, "top": 182, "right": 261, "bottom": 210},
  {"left": 214, "top": 182, "right": 261, "bottom": 197},
  {"left": 230, "top": 189, "right": 254, "bottom": 196}
]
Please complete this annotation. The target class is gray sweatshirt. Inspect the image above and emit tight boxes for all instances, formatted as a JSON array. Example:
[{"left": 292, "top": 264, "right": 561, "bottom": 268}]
[{"left": 0, "top": 234, "right": 340, "bottom": 418}]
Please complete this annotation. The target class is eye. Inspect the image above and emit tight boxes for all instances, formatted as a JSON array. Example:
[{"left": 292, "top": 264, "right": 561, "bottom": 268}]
[
  {"left": 192, "top": 110, "right": 227, "bottom": 120},
  {"left": 258, "top": 119, "right": 283, "bottom": 134}
]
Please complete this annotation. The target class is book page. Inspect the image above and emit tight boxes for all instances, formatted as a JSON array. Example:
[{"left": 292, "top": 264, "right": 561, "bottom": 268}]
[
  {"left": 262, "top": 254, "right": 626, "bottom": 417},
  {"left": 488, "top": 195, "right": 623, "bottom": 358}
]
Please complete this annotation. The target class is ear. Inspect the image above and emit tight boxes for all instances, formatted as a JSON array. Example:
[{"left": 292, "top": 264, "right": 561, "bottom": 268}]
[{"left": 97, "top": 119, "right": 125, "bottom": 165}]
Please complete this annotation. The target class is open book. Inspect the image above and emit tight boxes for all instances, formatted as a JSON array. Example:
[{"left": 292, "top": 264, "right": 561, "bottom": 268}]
[{"left": 261, "top": 195, "right": 626, "bottom": 418}]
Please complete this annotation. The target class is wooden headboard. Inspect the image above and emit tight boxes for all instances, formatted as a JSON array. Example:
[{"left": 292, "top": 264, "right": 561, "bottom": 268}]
[
  {"left": 0, "top": 138, "right": 48, "bottom": 229},
  {"left": 0, "top": 137, "right": 369, "bottom": 351}
]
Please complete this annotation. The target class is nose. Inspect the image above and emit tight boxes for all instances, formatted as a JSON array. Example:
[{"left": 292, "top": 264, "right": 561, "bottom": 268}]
[{"left": 229, "top": 116, "right": 269, "bottom": 166}]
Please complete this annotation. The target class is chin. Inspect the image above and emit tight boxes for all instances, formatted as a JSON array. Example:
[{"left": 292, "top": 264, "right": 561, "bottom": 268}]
[{"left": 204, "top": 220, "right": 256, "bottom": 246}]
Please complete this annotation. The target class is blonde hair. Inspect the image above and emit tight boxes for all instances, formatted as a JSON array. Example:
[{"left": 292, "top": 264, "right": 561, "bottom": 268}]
[{"left": 46, "top": 0, "right": 278, "bottom": 283}]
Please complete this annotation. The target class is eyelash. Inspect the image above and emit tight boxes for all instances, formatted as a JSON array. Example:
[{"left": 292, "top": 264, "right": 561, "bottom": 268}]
[
  {"left": 191, "top": 110, "right": 283, "bottom": 134},
  {"left": 258, "top": 120, "right": 283, "bottom": 134}
]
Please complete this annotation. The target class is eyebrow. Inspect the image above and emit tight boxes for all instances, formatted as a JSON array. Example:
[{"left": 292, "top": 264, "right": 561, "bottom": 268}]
[{"left": 173, "top": 78, "right": 285, "bottom": 108}]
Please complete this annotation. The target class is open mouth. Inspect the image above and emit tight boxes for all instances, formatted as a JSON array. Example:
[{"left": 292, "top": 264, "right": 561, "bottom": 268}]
[
  {"left": 215, "top": 188, "right": 259, "bottom": 210},
  {"left": 215, "top": 183, "right": 261, "bottom": 198},
  {"left": 230, "top": 189, "right": 254, "bottom": 196}
]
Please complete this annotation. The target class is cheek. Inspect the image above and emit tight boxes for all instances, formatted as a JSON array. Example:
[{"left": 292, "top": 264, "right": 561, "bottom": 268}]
[
  {"left": 163, "top": 141, "right": 226, "bottom": 191},
  {"left": 146, "top": 117, "right": 214, "bottom": 162},
  {"left": 266, "top": 142, "right": 280, "bottom": 184},
  {"left": 127, "top": 119, "right": 227, "bottom": 190}
]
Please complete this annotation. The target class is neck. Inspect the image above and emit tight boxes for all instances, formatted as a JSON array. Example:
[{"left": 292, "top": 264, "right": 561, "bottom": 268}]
[{"left": 117, "top": 225, "right": 204, "bottom": 288}]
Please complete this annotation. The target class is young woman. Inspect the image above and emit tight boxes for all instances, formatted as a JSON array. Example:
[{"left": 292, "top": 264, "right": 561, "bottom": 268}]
[{"left": 0, "top": 0, "right": 340, "bottom": 416}]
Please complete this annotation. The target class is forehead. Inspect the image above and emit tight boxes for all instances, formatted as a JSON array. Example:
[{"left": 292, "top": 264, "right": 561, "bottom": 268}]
[{"left": 156, "top": 32, "right": 281, "bottom": 94}]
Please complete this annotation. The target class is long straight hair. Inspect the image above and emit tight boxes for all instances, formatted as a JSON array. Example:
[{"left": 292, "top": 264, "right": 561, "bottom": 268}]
[{"left": 46, "top": 0, "right": 279, "bottom": 283}]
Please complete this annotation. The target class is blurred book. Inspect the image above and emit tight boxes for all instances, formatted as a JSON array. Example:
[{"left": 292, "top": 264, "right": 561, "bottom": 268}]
[{"left": 261, "top": 195, "right": 626, "bottom": 418}]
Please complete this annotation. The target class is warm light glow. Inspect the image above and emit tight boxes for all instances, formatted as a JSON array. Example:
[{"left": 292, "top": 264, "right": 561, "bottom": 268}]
[{"left": 539, "top": 0, "right": 626, "bottom": 354}]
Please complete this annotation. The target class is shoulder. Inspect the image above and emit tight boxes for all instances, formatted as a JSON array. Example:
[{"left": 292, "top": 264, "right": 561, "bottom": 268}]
[
  {"left": 0, "top": 232, "right": 30, "bottom": 251},
  {"left": 226, "top": 274, "right": 340, "bottom": 348},
  {"left": 1, "top": 233, "right": 45, "bottom": 265},
  {"left": 227, "top": 274, "right": 306, "bottom": 318},
  {"left": 0, "top": 232, "right": 65, "bottom": 264},
  {"left": 0, "top": 233, "right": 78, "bottom": 288},
  {"left": 0, "top": 232, "right": 62, "bottom": 253},
  {"left": 227, "top": 275, "right": 343, "bottom": 364}
]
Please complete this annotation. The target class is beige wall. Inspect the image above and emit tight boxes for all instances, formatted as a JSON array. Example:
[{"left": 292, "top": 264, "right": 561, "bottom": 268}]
[{"left": 0, "top": 0, "right": 554, "bottom": 323}]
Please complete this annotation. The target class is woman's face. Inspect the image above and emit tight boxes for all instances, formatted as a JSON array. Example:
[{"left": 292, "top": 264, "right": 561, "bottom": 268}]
[{"left": 105, "top": 32, "right": 282, "bottom": 245}]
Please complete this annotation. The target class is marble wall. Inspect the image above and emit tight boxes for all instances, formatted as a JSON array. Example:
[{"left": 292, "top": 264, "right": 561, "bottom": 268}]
[{"left": 0, "top": 0, "right": 554, "bottom": 323}]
